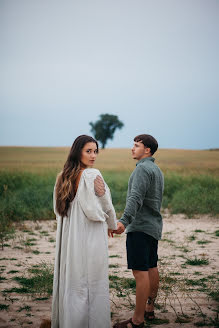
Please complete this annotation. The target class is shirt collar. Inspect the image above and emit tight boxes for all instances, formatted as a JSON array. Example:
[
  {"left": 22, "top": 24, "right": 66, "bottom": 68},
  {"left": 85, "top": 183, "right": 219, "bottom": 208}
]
[{"left": 136, "top": 157, "right": 155, "bottom": 166}]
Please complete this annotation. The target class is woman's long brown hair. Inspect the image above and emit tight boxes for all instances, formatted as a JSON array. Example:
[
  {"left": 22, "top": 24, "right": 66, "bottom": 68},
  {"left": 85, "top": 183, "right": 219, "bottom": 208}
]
[{"left": 55, "top": 135, "right": 98, "bottom": 218}]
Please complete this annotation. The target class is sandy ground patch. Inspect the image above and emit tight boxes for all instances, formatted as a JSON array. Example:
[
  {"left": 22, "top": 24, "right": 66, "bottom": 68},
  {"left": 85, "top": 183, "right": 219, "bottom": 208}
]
[{"left": 0, "top": 214, "right": 218, "bottom": 327}]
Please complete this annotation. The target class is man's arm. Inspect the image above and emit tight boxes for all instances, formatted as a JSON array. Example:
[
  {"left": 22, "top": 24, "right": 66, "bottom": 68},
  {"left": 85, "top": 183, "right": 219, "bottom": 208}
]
[{"left": 119, "top": 165, "right": 151, "bottom": 228}]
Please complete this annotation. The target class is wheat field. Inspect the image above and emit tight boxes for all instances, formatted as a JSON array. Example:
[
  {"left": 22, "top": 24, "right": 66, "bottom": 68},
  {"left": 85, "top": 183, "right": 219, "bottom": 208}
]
[{"left": 0, "top": 146, "right": 218, "bottom": 175}]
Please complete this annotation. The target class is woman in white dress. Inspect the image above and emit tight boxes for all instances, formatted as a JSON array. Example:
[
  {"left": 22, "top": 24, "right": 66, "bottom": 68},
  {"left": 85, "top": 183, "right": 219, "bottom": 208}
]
[{"left": 51, "top": 135, "right": 117, "bottom": 328}]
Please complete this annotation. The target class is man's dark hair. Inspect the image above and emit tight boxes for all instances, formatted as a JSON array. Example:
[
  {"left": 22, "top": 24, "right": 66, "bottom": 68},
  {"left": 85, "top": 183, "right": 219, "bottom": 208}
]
[{"left": 134, "top": 134, "right": 158, "bottom": 155}]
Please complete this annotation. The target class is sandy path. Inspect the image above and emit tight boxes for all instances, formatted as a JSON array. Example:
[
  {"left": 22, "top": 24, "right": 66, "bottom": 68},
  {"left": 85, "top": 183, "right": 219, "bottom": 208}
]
[{"left": 0, "top": 214, "right": 218, "bottom": 327}]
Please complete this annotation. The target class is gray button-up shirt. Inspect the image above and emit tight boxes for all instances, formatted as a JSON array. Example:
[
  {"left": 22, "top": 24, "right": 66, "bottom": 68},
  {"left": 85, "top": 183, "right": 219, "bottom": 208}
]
[{"left": 119, "top": 157, "right": 164, "bottom": 240}]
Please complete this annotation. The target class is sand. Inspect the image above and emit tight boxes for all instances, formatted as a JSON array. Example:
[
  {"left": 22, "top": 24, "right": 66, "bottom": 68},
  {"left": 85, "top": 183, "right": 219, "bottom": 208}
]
[{"left": 0, "top": 214, "right": 218, "bottom": 328}]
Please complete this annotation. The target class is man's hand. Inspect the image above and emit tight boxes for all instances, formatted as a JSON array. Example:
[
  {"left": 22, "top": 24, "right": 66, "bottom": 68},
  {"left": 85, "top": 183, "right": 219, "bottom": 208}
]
[
  {"left": 114, "top": 222, "right": 125, "bottom": 235},
  {"left": 94, "top": 175, "right": 105, "bottom": 197}
]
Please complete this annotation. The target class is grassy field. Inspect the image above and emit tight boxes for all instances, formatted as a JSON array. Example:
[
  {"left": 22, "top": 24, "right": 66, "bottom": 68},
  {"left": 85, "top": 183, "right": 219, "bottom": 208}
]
[
  {"left": 0, "top": 146, "right": 219, "bottom": 175},
  {"left": 0, "top": 147, "right": 218, "bottom": 223},
  {"left": 0, "top": 147, "right": 218, "bottom": 327}
]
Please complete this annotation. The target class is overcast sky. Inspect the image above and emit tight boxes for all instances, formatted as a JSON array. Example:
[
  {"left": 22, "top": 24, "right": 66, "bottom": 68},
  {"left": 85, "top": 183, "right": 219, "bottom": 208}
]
[{"left": 1, "top": 0, "right": 218, "bottom": 149}]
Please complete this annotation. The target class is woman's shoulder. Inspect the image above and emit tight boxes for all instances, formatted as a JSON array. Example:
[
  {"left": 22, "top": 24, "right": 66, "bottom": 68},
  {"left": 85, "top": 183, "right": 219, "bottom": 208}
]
[{"left": 83, "top": 168, "right": 102, "bottom": 178}]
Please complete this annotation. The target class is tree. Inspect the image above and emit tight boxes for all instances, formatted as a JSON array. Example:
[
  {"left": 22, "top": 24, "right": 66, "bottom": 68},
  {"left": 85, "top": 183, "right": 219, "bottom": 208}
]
[{"left": 89, "top": 114, "right": 124, "bottom": 149}]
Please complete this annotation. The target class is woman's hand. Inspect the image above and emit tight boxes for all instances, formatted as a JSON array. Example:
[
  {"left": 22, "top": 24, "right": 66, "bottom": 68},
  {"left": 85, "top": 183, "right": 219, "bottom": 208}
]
[
  {"left": 108, "top": 229, "right": 114, "bottom": 237},
  {"left": 94, "top": 175, "right": 106, "bottom": 197}
]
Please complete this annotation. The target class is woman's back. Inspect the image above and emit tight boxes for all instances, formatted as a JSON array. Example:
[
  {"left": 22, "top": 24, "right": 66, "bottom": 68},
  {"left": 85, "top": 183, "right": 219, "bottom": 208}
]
[{"left": 52, "top": 168, "right": 117, "bottom": 328}]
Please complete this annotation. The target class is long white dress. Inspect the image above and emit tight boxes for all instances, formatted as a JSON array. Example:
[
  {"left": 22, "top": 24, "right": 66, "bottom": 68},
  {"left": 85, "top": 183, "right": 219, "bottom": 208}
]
[{"left": 51, "top": 168, "right": 117, "bottom": 328}]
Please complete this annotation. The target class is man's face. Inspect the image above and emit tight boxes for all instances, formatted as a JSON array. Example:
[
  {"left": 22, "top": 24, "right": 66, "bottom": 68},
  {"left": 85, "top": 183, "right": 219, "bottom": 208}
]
[{"left": 131, "top": 141, "right": 150, "bottom": 160}]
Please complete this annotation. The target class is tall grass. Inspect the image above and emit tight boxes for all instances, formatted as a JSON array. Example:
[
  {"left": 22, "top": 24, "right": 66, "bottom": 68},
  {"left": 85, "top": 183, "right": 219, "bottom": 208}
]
[
  {"left": 0, "top": 147, "right": 218, "bottom": 221},
  {"left": 0, "top": 170, "right": 218, "bottom": 222},
  {"left": 162, "top": 174, "right": 219, "bottom": 216},
  {"left": 0, "top": 172, "right": 56, "bottom": 221},
  {"left": 102, "top": 171, "right": 129, "bottom": 214}
]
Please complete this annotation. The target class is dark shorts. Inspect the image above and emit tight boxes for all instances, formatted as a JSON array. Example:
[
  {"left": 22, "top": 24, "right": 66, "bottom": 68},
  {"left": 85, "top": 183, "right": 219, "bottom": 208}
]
[{"left": 126, "top": 232, "right": 158, "bottom": 271}]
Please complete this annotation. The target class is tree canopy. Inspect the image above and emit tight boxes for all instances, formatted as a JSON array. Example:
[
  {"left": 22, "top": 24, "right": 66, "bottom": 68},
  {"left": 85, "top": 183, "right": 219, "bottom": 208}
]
[{"left": 89, "top": 114, "right": 124, "bottom": 149}]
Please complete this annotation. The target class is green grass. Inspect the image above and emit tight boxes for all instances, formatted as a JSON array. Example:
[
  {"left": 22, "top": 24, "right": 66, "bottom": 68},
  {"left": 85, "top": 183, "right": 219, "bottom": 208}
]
[
  {"left": 8, "top": 270, "right": 19, "bottom": 274},
  {"left": 109, "top": 264, "right": 119, "bottom": 268},
  {"left": 161, "top": 238, "right": 175, "bottom": 245},
  {"left": 24, "top": 241, "right": 36, "bottom": 246},
  {"left": 188, "top": 234, "right": 196, "bottom": 241},
  {"left": 3, "top": 286, "right": 29, "bottom": 293},
  {"left": 197, "top": 240, "right": 211, "bottom": 245},
  {"left": 209, "top": 289, "right": 219, "bottom": 302},
  {"left": 185, "top": 278, "right": 207, "bottom": 288},
  {"left": 170, "top": 272, "right": 182, "bottom": 276},
  {"left": 194, "top": 318, "right": 219, "bottom": 327},
  {"left": 32, "top": 250, "right": 40, "bottom": 255},
  {"left": 186, "top": 258, "right": 209, "bottom": 266},
  {"left": 109, "top": 275, "right": 136, "bottom": 298},
  {"left": 109, "top": 275, "right": 136, "bottom": 290},
  {"left": 0, "top": 276, "right": 7, "bottom": 281},
  {"left": 162, "top": 174, "right": 219, "bottom": 216},
  {"left": 17, "top": 305, "right": 31, "bottom": 312},
  {"left": 146, "top": 318, "right": 170, "bottom": 325},
  {"left": 160, "top": 274, "right": 177, "bottom": 287},
  {"left": 109, "top": 255, "right": 121, "bottom": 258},
  {"left": 0, "top": 171, "right": 218, "bottom": 223},
  {"left": 40, "top": 231, "right": 49, "bottom": 236},
  {"left": 3, "top": 262, "right": 53, "bottom": 296},
  {"left": 34, "top": 296, "right": 50, "bottom": 301},
  {"left": 0, "top": 304, "right": 9, "bottom": 310},
  {"left": 0, "top": 171, "right": 55, "bottom": 222},
  {"left": 175, "top": 245, "right": 190, "bottom": 253},
  {"left": 175, "top": 315, "right": 191, "bottom": 324}
]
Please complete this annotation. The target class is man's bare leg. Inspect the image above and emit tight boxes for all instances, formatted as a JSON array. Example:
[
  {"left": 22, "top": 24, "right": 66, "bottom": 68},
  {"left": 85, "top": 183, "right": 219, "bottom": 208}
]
[
  {"left": 145, "top": 267, "right": 159, "bottom": 314},
  {"left": 132, "top": 270, "right": 150, "bottom": 325}
]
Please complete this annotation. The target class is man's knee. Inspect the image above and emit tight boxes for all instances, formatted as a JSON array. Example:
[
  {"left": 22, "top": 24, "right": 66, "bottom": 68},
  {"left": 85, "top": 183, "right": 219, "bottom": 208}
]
[
  {"left": 132, "top": 270, "right": 148, "bottom": 280},
  {"left": 148, "top": 267, "right": 159, "bottom": 279},
  {"left": 148, "top": 266, "right": 158, "bottom": 273}
]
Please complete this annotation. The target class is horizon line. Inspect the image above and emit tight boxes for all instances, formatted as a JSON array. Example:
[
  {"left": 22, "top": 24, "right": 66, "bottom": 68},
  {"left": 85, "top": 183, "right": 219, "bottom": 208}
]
[{"left": 0, "top": 145, "right": 218, "bottom": 151}]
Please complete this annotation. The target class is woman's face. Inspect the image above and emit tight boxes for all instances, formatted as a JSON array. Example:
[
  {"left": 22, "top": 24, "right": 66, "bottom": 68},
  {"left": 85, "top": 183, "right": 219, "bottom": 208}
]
[{"left": 80, "top": 142, "right": 98, "bottom": 168}]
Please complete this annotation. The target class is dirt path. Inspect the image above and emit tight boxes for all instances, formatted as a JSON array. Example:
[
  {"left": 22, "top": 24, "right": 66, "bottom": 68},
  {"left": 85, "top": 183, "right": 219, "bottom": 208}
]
[{"left": 0, "top": 215, "right": 218, "bottom": 327}]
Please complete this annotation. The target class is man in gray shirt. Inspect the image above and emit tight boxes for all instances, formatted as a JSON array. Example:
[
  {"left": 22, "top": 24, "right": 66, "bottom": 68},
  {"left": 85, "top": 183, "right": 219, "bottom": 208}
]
[{"left": 113, "top": 134, "right": 164, "bottom": 328}]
